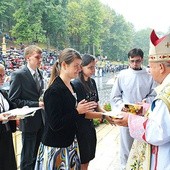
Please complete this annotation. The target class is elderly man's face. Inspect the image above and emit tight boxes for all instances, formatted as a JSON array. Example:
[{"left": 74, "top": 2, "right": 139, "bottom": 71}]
[{"left": 149, "top": 62, "right": 161, "bottom": 83}]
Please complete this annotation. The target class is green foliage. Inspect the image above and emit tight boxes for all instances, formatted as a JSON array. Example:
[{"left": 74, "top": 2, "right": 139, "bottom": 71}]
[
  {"left": 103, "top": 103, "right": 111, "bottom": 111},
  {"left": 41, "top": 1, "right": 69, "bottom": 49},
  {"left": 67, "top": 1, "right": 86, "bottom": 51},
  {"left": 101, "top": 13, "right": 134, "bottom": 60},
  {"left": 93, "top": 103, "right": 112, "bottom": 127},
  {"left": 67, "top": 0, "right": 103, "bottom": 54},
  {"left": 0, "top": 0, "right": 156, "bottom": 62},
  {"left": 11, "top": 0, "right": 46, "bottom": 44},
  {"left": 82, "top": 0, "right": 103, "bottom": 51},
  {"left": 132, "top": 28, "right": 152, "bottom": 65},
  {"left": 93, "top": 118, "right": 101, "bottom": 127},
  {"left": 0, "top": 1, "right": 15, "bottom": 32}
]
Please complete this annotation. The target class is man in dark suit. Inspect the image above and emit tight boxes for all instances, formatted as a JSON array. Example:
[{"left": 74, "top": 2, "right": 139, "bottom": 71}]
[{"left": 8, "top": 45, "right": 44, "bottom": 170}]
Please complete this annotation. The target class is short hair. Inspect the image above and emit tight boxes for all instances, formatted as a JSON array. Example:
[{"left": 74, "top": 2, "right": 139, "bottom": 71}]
[
  {"left": 24, "top": 45, "right": 42, "bottom": 58},
  {"left": 128, "top": 48, "right": 144, "bottom": 59}
]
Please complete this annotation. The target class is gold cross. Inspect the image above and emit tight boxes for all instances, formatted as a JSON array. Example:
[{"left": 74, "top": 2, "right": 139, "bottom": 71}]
[{"left": 165, "top": 42, "right": 170, "bottom": 48}]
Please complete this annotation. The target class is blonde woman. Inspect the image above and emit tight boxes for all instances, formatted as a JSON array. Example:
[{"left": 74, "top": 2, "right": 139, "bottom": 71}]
[
  {"left": 35, "top": 48, "right": 97, "bottom": 170},
  {"left": 72, "top": 54, "right": 113, "bottom": 170}
]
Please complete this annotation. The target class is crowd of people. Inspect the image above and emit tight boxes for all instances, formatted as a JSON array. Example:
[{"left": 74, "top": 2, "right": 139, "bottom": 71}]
[{"left": 0, "top": 29, "right": 170, "bottom": 170}]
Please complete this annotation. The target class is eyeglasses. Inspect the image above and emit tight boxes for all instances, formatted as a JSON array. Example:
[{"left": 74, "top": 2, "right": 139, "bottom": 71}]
[{"left": 129, "top": 59, "right": 142, "bottom": 64}]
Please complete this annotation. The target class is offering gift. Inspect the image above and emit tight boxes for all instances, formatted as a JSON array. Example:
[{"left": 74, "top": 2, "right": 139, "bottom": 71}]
[
  {"left": 103, "top": 110, "right": 123, "bottom": 119},
  {"left": 123, "top": 103, "right": 143, "bottom": 115}
]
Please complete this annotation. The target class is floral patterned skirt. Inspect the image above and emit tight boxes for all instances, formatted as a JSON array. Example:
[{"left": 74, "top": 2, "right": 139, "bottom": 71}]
[{"left": 35, "top": 138, "right": 81, "bottom": 170}]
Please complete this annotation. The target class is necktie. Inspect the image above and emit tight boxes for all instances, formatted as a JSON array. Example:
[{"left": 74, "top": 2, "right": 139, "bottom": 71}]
[{"left": 33, "top": 72, "right": 40, "bottom": 92}]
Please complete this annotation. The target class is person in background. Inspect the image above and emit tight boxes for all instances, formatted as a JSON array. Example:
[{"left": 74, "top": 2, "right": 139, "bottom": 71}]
[
  {"left": 110, "top": 48, "right": 156, "bottom": 170},
  {"left": 113, "top": 30, "right": 170, "bottom": 170},
  {"left": 72, "top": 54, "right": 114, "bottom": 170},
  {"left": 35, "top": 48, "right": 97, "bottom": 170},
  {"left": 0, "top": 64, "right": 17, "bottom": 170},
  {"left": 8, "top": 45, "right": 44, "bottom": 170}
]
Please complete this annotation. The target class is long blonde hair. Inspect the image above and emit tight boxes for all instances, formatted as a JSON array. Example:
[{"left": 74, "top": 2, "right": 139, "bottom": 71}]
[{"left": 48, "top": 48, "right": 81, "bottom": 87}]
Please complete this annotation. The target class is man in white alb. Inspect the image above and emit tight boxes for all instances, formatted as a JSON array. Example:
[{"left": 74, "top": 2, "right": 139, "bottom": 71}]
[{"left": 110, "top": 48, "right": 157, "bottom": 170}]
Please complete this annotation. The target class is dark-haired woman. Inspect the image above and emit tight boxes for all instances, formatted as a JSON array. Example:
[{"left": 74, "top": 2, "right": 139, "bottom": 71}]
[{"left": 72, "top": 54, "right": 113, "bottom": 170}]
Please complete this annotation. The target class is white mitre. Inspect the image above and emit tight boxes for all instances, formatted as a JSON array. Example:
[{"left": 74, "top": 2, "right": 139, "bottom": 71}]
[{"left": 149, "top": 30, "right": 170, "bottom": 62}]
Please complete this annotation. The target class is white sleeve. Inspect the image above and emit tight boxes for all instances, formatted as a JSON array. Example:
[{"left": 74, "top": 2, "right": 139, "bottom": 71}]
[
  {"left": 145, "top": 100, "right": 170, "bottom": 146},
  {"left": 110, "top": 76, "right": 124, "bottom": 110}
]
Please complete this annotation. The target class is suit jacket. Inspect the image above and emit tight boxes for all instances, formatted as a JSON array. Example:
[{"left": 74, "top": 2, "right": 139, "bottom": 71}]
[
  {"left": 0, "top": 89, "right": 16, "bottom": 133},
  {"left": 8, "top": 65, "right": 44, "bottom": 132},
  {"left": 42, "top": 76, "right": 78, "bottom": 147}
]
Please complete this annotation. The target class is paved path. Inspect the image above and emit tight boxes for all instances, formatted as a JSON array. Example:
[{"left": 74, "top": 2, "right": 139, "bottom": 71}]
[
  {"left": 94, "top": 73, "right": 115, "bottom": 106},
  {"left": 89, "top": 124, "right": 120, "bottom": 170},
  {"left": 14, "top": 125, "right": 121, "bottom": 170},
  {"left": 88, "top": 73, "right": 121, "bottom": 170}
]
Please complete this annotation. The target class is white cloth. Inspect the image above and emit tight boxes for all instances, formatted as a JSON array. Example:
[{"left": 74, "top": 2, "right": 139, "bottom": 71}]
[
  {"left": 128, "top": 73, "right": 170, "bottom": 170},
  {"left": 110, "top": 68, "right": 156, "bottom": 109},
  {"left": 0, "top": 93, "right": 9, "bottom": 112},
  {"left": 119, "top": 126, "right": 133, "bottom": 170},
  {"left": 110, "top": 67, "right": 157, "bottom": 168}
]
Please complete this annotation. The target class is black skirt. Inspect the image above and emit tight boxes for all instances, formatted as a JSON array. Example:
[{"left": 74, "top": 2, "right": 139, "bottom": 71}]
[
  {"left": 0, "top": 130, "right": 17, "bottom": 170},
  {"left": 76, "top": 119, "right": 97, "bottom": 164}
]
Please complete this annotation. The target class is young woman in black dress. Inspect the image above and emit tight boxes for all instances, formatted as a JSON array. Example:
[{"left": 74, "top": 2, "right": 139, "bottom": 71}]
[{"left": 72, "top": 54, "right": 114, "bottom": 170}]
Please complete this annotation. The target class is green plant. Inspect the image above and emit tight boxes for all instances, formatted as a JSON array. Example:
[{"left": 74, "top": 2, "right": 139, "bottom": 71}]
[
  {"left": 103, "top": 103, "right": 112, "bottom": 111},
  {"left": 93, "top": 118, "right": 101, "bottom": 127}
]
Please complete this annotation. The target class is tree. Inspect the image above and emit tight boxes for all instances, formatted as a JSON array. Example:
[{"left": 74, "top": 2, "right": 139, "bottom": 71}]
[
  {"left": 41, "top": 0, "right": 69, "bottom": 50},
  {"left": 99, "top": 6, "right": 116, "bottom": 59},
  {"left": 12, "top": 0, "right": 46, "bottom": 44},
  {"left": 0, "top": 0, "right": 15, "bottom": 41},
  {"left": 82, "top": 0, "right": 103, "bottom": 54},
  {"left": 133, "top": 28, "right": 152, "bottom": 65},
  {"left": 67, "top": 0, "right": 86, "bottom": 51},
  {"left": 101, "top": 10, "right": 134, "bottom": 60},
  {"left": 67, "top": 0, "right": 103, "bottom": 54}
]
